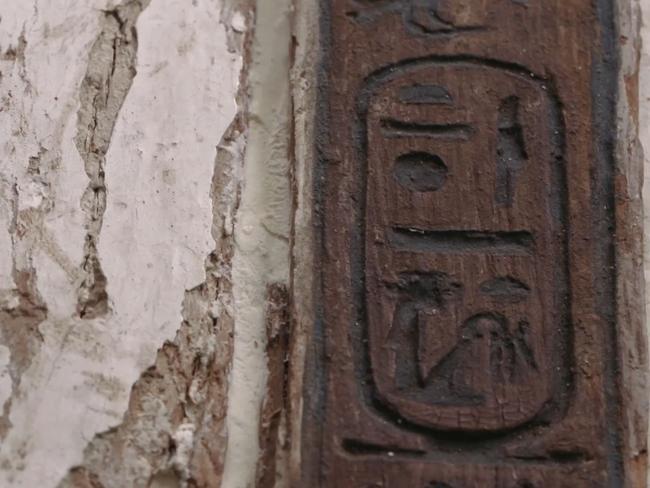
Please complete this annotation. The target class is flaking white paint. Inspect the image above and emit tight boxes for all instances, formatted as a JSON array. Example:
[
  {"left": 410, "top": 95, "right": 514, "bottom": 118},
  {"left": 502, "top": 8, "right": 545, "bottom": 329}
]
[{"left": 0, "top": 0, "right": 243, "bottom": 485}]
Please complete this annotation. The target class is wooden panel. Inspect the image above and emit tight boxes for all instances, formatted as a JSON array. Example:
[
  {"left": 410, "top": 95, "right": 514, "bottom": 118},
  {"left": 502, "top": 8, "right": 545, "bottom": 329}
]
[{"left": 302, "top": 0, "right": 645, "bottom": 486}]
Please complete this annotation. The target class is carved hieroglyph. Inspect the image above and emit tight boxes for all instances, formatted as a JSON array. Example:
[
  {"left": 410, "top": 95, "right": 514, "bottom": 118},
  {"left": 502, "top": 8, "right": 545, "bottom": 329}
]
[
  {"left": 303, "top": 0, "right": 646, "bottom": 486},
  {"left": 365, "top": 62, "right": 567, "bottom": 432}
]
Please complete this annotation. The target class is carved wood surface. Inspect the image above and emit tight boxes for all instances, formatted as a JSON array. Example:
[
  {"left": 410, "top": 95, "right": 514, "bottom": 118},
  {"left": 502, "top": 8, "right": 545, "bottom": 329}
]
[{"left": 302, "top": 0, "right": 646, "bottom": 486}]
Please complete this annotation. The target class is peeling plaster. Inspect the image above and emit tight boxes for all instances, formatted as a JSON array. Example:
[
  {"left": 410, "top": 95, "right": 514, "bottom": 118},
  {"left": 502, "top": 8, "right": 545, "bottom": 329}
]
[
  {"left": 0, "top": 0, "right": 247, "bottom": 485},
  {"left": 75, "top": 0, "right": 151, "bottom": 319},
  {"left": 222, "top": 0, "right": 293, "bottom": 485}
]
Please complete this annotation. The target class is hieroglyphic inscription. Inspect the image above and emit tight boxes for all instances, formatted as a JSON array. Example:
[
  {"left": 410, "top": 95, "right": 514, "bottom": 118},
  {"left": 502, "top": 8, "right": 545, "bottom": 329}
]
[
  {"left": 365, "top": 62, "right": 565, "bottom": 432},
  {"left": 346, "top": 0, "right": 529, "bottom": 35},
  {"left": 346, "top": 0, "right": 487, "bottom": 35},
  {"left": 357, "top": 57, "right": 567, "bottom": 444},
  {"left": 303, "top": 0, "right": 644, "bottom": 486},
  {"left": 496, "top": 97, "right": 528, "bottom": 206}
]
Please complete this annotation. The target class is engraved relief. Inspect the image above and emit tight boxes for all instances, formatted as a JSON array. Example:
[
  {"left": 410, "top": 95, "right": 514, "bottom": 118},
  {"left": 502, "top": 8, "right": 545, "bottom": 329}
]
[
  {"left": 496, "top": 96, "right": 528, "bottom": 206},
  {"left": 479, "top": 276, "right": 530, "bottom": 302},
  {"left": 398, "top": 84, "right": 453, "bottom": 105},
  {"left": 359, "top": 59, "right": 569, "bottom": 433},
  {"left": 423, "top": 479, "right": 536, "bottom": 488},
  {"left": 515, "top": 482, "right": 535, "bottom": 488},
  {"left": 316, "top": 0, "right": 630, "bottom": 484},
  {"left": 384, "top": 275, "right": 541, "bottom": 408},
  {"left": 393, "top": 152, "right": 448, "bottom": 191},
  {"left": 345, "top": 0, "right": 533, "bottom": 36},
  {"left": 347, "top": 0, "right": 486, "bottom": 35}
]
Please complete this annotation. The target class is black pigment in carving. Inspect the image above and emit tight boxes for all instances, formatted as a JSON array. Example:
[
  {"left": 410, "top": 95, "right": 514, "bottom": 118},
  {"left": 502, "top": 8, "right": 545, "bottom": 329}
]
[
  {"left": 394, "top": 152, "right": 448, "bottom": 191},
  {"left": 386, "top": 272, "right": 462, "bottom": 392},
  {"left": 405, "top": 1, "right": 460, "bottom": 34},
  {"left": 426, "top": 482, "right": 454, "bottom": 488},
  {"left": 387, "top": 272, "right": 471, "bottom": 395},
  {"left": 387, "top": 306, "right": 539, "bottom": 405},
  {"left": 347, "top": 0, "right": 485, "bottom": 36},
  {"left": 341, "top": 438, "right": 426, "bottom": 457},
  {"left": 496, "top": 96, "right": 528, "bottom": 206},
  {"left": 388, "top": 228, "right": 534, "bottom": 255},
  {"left": 458, "top": 314, "right": 528, "bottom": 384},
  {"left": 398, "top": 84, "right": 453, "bottom": 104},
  {"left": 479, "top": 276, "right": 530, "bottom": 302},
  {"left": 462, "top": 315, "right": 535, "bottom": 383},
  {"left": 513, "top": 320, "right": 538, "bottom": 372},
  {"left": 515, "top": 482, "right": 535, "bottom": 488},
  {"left": 381, "top": 119, "right": 473, "bottom": 139},
  {"left": 354, "top": 59, "right": 569, "bottom": 438}
]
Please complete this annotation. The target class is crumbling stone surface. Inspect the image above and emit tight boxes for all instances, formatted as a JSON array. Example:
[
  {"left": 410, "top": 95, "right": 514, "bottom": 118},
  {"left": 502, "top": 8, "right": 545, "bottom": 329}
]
[{"left": 0, "top": 0, "right": 262, "bottom": 485}]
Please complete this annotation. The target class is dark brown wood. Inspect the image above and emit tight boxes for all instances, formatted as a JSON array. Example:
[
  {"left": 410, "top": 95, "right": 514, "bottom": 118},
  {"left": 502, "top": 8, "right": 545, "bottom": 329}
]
[
  {"left": 257, "top": 284, "right": 291, "bottom": 488},
  {"left": 301, "top": 0, "right": 647, "bottom": 486}
]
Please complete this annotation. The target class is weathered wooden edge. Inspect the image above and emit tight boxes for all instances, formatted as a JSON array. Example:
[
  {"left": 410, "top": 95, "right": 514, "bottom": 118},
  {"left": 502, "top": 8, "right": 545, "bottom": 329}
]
[
  {"left": 613, "top": 0, "right": 649, "bottom": 485},
  {"left": 287, "top": 0, "right": 322, "bottom": 485},
  {"left": 287, "top": 1, "right": 650, "bottom": 486}
]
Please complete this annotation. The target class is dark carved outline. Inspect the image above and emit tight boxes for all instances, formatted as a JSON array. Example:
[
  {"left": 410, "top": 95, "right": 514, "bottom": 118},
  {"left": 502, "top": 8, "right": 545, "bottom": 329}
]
[
  {"left": 345, "top": 56, "right": 574, "bottom": 454},
  {"left": 302, "top": 0, "right": 626, "bottom": 485},
  {"left": 592, "top": 0, "right": 624, "bottom": 484},
  {"left": 344, "top": 0, "right": 487, "bottom": 37}
]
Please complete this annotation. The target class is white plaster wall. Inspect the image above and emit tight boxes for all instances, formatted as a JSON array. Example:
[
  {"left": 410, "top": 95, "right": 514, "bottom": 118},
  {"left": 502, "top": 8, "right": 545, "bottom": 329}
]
[
  {"left": 0, "top": 0, "right": 243, "bottom": 485},
  {"left": 222, "top": 0, "right": 293, "bottom": 485}
]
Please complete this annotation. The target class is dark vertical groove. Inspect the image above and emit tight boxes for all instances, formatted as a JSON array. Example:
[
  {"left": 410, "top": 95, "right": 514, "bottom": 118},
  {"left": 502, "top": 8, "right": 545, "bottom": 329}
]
[
  {"left": 592, "top": 0, "right": 624, "bottom": 486},
  {"left": 304, "top": 0, "right": 332, "bottom": 486},
  {"left": 545, "top": 78, "right": 576, "bottom": 430},
  {"left": 495, "top": 96, "right": 528, "bottom": 206}
]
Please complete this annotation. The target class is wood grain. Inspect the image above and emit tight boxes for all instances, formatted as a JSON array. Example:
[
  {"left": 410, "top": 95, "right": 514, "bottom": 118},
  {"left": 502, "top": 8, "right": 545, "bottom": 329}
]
[{"left": 301, "top": 0, "right": 647, "bottom": 486}]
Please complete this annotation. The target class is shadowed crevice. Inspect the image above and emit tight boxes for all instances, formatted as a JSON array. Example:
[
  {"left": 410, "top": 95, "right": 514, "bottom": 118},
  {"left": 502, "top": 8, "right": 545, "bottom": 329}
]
[{"left": 74, "top": 0, "right": 150, "bottom": 319}]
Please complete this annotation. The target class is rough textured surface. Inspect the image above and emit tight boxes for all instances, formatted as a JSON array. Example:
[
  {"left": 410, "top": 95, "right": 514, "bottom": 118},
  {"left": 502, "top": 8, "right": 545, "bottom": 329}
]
[
  {"left": 0, "top": 0, "right": 250, "bottom": 485},
  {"left": 219, "top": 0, "right": 293, "bottom": 487},
  {"left": 255, "top": 284, "right": 290, "bottom": 488},
  {"left": 617, "top": 1, "right": 648, "bottom": 485},
  {"left": 0, "top": 0, "right": 298, "bottom": 485},
  {"left": 640, "top": 0, "right": 650, "bottom": 483},
  {"left": 0, "top": 0, "right": 647, "bottom": 486},
  {"left": 74, "top": 0, "right": 150, "bottom": 320},
  {"left": 286, "top": 0, "right": 321, "bottom": 484},
  {"left": 301, "top": 0, "right": 647, "bottom": 486}
]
